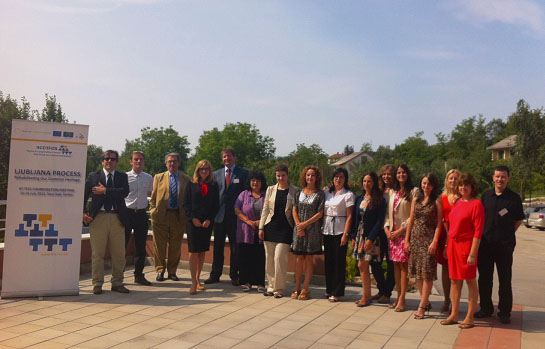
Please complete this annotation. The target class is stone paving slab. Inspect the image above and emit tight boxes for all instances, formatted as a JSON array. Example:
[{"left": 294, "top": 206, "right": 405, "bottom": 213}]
[{"left": 0, "top": 266, "right": 543, "bottom": 348}]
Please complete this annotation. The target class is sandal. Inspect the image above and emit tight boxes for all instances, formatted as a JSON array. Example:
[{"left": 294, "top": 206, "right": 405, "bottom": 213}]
[
  {"left": 298, "top": 289, "right": 310, "bottom": 300},
  {"left": 328, "top": 296, "right": 339, "bottom": 303},
  {"left": 291, "top": 290, "right": 300, "bottom": 299},
  {"left": 394, "top": 306, "right": 406, "bottom": 312},
  {"left": 197, "top": 285, "right": 205, "bottom": 291},
  {"left": 356, "top": 299, "right": 372, "bottom": 307},
  {"left": 241, "top": 284, "right": 251, "bottom": 292},
  {"left": 388, "top": 301, "right": 398, "bottom": 309},
  {"left": 189, "top": 287, "right": 197, "bottom": 295},
  {"left": 458, "top": 322, "right": 475, "bottom": 329},
  {"left": 440, "top": 319, "right": 459, "bottom": 326},
  {"left": 414, "top": 307, "right": 426, "bottom": 319}
]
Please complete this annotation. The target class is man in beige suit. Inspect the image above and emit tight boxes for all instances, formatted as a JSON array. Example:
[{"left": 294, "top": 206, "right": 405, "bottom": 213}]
[{"left": 149, "top": 152, "right": 191, "bottom": 281}]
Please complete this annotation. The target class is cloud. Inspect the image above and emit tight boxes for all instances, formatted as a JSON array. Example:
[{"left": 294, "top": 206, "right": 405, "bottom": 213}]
[
  {"left": 27, "top": 0, "right": 160, "bottom": 14},
  {"left": 398, "top": 49, "right": 464, "bottom": 60},
  {"left": 450, "top": 0, "right": 545, "bottom": 35}
]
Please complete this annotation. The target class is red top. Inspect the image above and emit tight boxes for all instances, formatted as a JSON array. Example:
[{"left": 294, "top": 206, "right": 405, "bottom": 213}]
[{"left": 448, "top": 199, "right": 484, "bottom": 241}]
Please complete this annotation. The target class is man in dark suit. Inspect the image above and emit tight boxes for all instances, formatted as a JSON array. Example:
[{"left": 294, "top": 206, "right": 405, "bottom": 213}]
[
  {"left": 205, "top": 148, "right": 248, "bottom": 285},
  {"left": 83, "top": 150, "right": 130, "bottom": 295}
]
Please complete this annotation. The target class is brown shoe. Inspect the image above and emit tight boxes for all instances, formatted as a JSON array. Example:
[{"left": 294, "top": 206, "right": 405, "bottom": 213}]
[
  {"left": 378, "top": 295, "right": 390, "bottom": 304},
  {"left": 370, "top": 293, "right": 381, "bottom": 301},
  {"left": 111, "top": 285, "right": 130, "bottom": 293},
  {"left": 93, "top": 286, "right": 102, "bottom": 295}
]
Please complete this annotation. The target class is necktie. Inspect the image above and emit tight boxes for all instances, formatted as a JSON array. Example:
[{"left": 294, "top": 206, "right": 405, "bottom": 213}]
[
  {"left": 169, "top": 174, "right": 178, "bottom": 208},
  {"left": 226, "top": 168, "right": 231, "bottom": 188},
  {"left": 104, "top": 173, "right": 113, "bottom": 212}
]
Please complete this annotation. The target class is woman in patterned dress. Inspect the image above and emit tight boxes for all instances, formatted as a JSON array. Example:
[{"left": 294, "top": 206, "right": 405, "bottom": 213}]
[
  {"left": 291, "top": 166, "right": 325, "bottom": 300},
  {"left": 438, "top": 169, "right": 460, "bottom": 312},
  {"left": 384, "top": 164, "right": 414, "bottom": 312},
  {"left": 404, "top": 173, "right": 443, "bottom": 319}
]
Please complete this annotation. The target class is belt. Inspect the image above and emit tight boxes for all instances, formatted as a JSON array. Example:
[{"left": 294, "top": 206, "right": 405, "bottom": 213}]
[{"left": 128, "top": 208, "right": 147, "bottom": 213}]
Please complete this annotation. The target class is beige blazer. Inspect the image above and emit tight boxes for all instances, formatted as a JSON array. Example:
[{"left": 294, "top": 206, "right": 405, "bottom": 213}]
[
  {"left": 384, "top": 188, "right": 413, "bottom": 231},
  {"left": 259, "top": 183, "right": 298, "bottom": 230},
  {"left": 149, "top": 170, "right": 191, "bottom": 224}
]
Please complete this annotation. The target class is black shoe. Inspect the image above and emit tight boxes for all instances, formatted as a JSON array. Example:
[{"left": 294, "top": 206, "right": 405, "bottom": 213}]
[
  {"left": 474, "top": 310, "right": 493, "bottom": 318},
  {"left": 231, "top": 278, "right": 240, "bottom": 286},
  {"left": 156, "top": 272, "right": 165, "bottom": 281},
  {"left": 111, "top": 285, "right": 130, "bottom": 293},
  {"left": 204, "top": 277, "right": 219, "bottom": 284},
  {"left": 168, "top": 274, "right": 180, "bottom": 281},
  {"left": 93, "top": 286, "right": 102, "bottom": 295},
  {"left": 499, "top": 315, "right": 511, "bottom": 324},
  {"left": 135, "top": 274, "right": 152, "bottom": 286}
]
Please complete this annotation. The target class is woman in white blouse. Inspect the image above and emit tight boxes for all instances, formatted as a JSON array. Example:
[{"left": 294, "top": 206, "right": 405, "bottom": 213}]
[{"left": 322, "top": 168, "right": 355, "bottom": 302}]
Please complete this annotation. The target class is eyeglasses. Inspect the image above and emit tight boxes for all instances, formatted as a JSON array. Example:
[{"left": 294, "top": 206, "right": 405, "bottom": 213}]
[{"left": 103, "top": 157, "right": 118, "bottom": 162}]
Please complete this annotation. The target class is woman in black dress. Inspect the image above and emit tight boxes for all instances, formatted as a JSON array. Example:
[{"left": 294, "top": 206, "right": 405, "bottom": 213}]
[{"left": 184, "top": 160, "right": 219, "bottom": 294}]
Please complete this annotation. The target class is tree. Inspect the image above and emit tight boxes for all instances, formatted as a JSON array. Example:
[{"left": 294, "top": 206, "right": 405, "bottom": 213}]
[
  {"left": 121, "top": 126, "right": 191, "bottom": 175},
  {"left": 284, "top": 143, "right": 330, "bottom": 185},
  {"left": 86, "top": 144, "right": 105, "bottom": 176},
  {"left": 343, "top": 145, "right": 354, "bottom": 155},
  {"left": 510, "top": 99, "right": 545, "bottom": 200},
  {"left": 39, "top": 94, "right": 67, "bottom": 123},
  {"left": 190, "top": 122, "right": 276, "bottom": 174}
]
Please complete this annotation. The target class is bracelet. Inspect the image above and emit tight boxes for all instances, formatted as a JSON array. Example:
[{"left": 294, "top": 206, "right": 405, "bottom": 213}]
[{"left": 469, "top": 254, "right": 476, "bottom": 258}]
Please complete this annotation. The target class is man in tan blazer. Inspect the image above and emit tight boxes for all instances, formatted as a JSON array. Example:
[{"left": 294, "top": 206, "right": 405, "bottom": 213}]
[{"left": 149, "top": 152, "right": 191, "bottom": 281}]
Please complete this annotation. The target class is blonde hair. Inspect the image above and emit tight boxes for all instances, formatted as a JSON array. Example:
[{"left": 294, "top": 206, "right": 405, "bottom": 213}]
[
  {"left": 442, "top": 169, "right": 461, "bottom": 195},
  {"left": 193, "top": 160, "right": 214, "bottom": 183}
]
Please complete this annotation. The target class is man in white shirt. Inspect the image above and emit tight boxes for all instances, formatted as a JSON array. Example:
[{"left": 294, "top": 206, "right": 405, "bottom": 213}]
[{"left": 125, "top": 151, "right": 154, "bottom": 285}]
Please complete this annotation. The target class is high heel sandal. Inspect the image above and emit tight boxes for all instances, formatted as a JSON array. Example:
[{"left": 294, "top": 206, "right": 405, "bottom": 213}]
[
  {"left": 298, "top": 289, "right": 310, "bottom": 300},
  {"left": 414, "top": 307, "right": 426, "bottom": 319}
]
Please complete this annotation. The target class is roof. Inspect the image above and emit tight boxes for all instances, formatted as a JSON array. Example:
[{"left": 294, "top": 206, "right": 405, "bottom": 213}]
[
  {"left": 330, "top": 151, "right": 371, "bottom": 166},
  {"left": 487, "top": 135, "right": 517, "bottom": 150},
  {"left": 328, "top": 152, "right": 345, "bottom": 160}
]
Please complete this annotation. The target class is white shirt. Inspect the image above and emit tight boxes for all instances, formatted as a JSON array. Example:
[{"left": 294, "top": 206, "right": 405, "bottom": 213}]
[
  {"left": 125, "top": 170, "right": 153, "bottom": 209},
  {"left": 322, "top": 188, "right": 355, "bottom": 236}
]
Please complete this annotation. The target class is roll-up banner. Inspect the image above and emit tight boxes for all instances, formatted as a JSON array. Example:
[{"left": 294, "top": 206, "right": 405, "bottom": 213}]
[{"left": 1, "top": 120, "right": 89, "bottom": 298}]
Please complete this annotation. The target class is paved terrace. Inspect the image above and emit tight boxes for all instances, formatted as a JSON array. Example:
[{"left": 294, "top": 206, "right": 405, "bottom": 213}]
[{"left": 0, "top": 266, "right": 543, "bottom": 349}]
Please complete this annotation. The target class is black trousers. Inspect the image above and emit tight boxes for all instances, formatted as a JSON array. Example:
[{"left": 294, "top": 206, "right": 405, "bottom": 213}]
[
  {"left": 477, "top": 242, "right": 514, "bottom": 316},
  {"left": 124, "top": 210, "right": 149, "bottom": 276},
  {"left": 370, "top": 232, "right": 395, "bottom": 297},
  {"left": 211, "top": 217, "right": 239, "bottom": 280},
  {"left": 324, "top": 235, "right": 347, "bottom": 297},
  {"left": 238, "top": 242, "right": 265, "bottom": 286}
]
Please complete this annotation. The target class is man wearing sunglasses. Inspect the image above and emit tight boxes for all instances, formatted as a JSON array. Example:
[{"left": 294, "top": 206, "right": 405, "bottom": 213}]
[{"left": 83, "top": 150, "right": 130, "bottom": 295}]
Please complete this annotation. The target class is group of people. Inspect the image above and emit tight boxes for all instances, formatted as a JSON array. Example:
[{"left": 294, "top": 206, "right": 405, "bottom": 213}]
[{"left": 83, "top": 148, "right": 523, "bottom": 329}]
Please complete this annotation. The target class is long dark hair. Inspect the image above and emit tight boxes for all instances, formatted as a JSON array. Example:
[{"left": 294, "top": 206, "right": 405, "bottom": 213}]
[
  {"left": 415, "top": 173, "right": 440, "bottom": 204},
  {"left": 328, "top": 167, "right": 350, "bottom": 192},
  {"left": 393, "top": 164, "right": 414, "bottom": 200},
  {"left": 362, "top": 172, "right": 383, "bottom": 210}
]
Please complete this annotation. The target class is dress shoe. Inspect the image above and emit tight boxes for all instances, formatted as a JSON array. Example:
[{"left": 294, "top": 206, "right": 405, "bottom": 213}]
[
  {"left": 156, "top": 272, "right": 165, "bottom": 281},
  {"left": 134, "top": 274, "right": 152, "bottom": 286},
  {"left": 204, "top": 277, "right": 219, "bottom": 284},
  {"left": 474, "top": 310, "right": 493, "bottom": 318},
  {"left": 111, "top": 285, "right": 130, "bottom": 293},
  {"left": 168, "top": 274, "right": 180, "bottom": 281},
  {"left": 378, "top": 296, "right": 390, "bottom": 304},
  {"left": 231, "top": 278, "right": 240, "bottom": 286},
  {"left": 499, "top": 314, "right": 511, "bottom": 324},
  {"left": 370, "top": 293, "right": 381, "bottom": 301},
  {"left": 93, "top": 286, "right": 102, "bottom": 295}
]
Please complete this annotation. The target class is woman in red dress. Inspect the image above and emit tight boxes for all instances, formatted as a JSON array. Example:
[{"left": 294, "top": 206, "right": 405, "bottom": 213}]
[
  {"left": 437, "top": 169, "right": 460, "bottom": 312},
  {"left": 441, "top": 173, "right": 484, "bottom": 329}
]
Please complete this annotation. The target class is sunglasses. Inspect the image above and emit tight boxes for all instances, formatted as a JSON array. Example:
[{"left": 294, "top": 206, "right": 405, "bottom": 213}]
[{"left": 103, "top": 157, "right": 118, "bottom": 162}]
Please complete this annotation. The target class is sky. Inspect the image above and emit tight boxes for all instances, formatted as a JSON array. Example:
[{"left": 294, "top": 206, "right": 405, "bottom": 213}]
[{"left": 1, "top": 0, "right": 544, "bottom": 157}]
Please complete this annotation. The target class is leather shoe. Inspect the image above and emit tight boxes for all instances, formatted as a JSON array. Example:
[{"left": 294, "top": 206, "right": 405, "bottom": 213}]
[
  {"left": 378, "top": 296, "right": 391, "bottom": 304},
  {"left": 474, "top": 310, "right": 493, "bottom": 318},
  {"left": 231, "top": 278, "right": 240, "bottom": 286},
  {"left": 156, "top": 272, "right": 165, "bottom": 281},
  {"left": 93, "top": 286, "right": 102, "bottom": 295},
  {"left": 135, "top": 274, "right": 152, "bottom": 286},
  {"left": 168, "top": 274, "right": 179, "bottom": 281},
  {"left": 111, "top": 285, "right": 130, "bottom": 293},
  {"left": 204, "top": 277, "right": 219, "bottom": 284},
  {"left": 499, "top": 314, "right": 511, "bottom": 324},
  {"left": 371, "top": 293, "right": 381, "bottom": 301}
]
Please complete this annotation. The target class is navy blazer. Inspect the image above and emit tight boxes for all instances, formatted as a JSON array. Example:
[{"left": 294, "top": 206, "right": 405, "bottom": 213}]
[
  {"left": 213, "top": 165, "right": 249, "bottom": 223},
  {"left": 83, "top": 169, "right": 130, "bottom": 226},
  {"left": 184, "top": 181, "right": 220, "bottom": 222},
  {"left": 350, "top": 194, "right": 386, "bottom": 241}
]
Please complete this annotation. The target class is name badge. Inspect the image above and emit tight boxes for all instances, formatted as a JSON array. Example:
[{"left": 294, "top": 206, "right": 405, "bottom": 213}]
[
  {"left": 499, "top": 208, "right": 508, "bottom": 216},
  {"left": 233, "top": 178, "right": 240, "bottom": 184}
]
